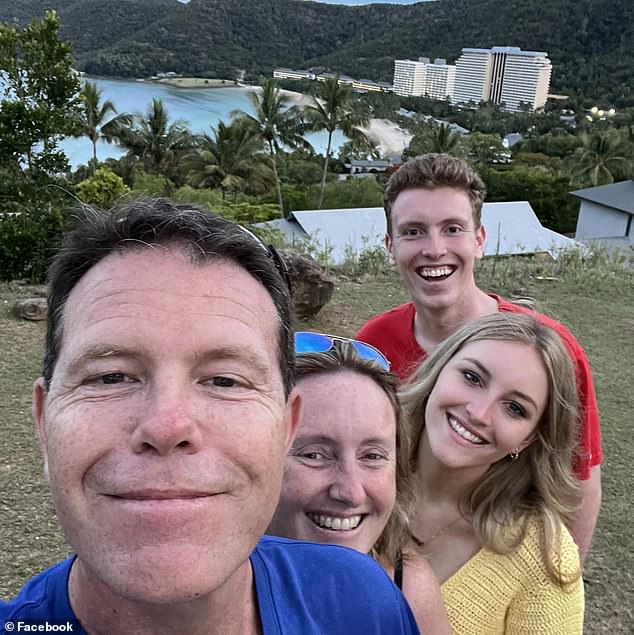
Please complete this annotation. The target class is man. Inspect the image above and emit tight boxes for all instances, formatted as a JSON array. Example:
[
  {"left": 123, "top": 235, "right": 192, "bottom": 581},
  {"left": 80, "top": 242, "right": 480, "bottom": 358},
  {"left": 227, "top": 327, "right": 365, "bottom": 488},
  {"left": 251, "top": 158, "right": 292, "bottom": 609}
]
[
  {"left": 2, "top": 200, "right": 418, "bottom": 634},
  {"left": 357, "top": 154, "right": 602, "bottom": 561}
]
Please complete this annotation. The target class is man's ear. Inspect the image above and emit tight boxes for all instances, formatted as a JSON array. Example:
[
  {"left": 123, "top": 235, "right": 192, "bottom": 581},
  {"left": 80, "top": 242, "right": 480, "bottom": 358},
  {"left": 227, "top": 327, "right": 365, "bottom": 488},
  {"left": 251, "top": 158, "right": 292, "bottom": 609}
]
[
  {"left": 384, "top": 233, "right": 396, "bottom": 266},
  {"left": 283, "top": 388, "right": 302, "bottom": 452},
  {"left": 475, "top": 224, "right": 486, "bottom": 260},
  {"left": 32, "top": 377, "right": 50, "bottom": 481}
]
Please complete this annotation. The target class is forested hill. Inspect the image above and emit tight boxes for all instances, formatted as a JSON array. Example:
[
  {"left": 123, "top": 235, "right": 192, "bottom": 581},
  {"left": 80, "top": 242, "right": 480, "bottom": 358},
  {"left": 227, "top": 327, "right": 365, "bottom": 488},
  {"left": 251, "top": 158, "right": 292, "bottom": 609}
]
[{"left": 3, "top": 0, "right": 632, "bottom": 106}]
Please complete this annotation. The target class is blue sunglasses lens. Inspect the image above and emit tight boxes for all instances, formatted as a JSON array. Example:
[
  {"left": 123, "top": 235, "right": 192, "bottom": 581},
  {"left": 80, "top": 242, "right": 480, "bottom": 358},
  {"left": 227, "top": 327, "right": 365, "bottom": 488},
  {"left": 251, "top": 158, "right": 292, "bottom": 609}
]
[
  {"left": 294, "top": 332, "right": 332, "bottom": 354},
  {"left": 294, "top": 332, "right": 390, "bottom": 371},
  {"left": 350, "top": 341, "right": 390, "bottom": 371}
]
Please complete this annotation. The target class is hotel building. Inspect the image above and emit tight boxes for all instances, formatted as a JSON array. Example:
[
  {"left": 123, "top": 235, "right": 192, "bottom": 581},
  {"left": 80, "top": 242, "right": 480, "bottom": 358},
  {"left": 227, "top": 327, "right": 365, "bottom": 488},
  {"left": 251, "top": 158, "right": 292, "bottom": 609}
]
[{"left": 452, "top": 47, "right": 552, "bottom": 112}]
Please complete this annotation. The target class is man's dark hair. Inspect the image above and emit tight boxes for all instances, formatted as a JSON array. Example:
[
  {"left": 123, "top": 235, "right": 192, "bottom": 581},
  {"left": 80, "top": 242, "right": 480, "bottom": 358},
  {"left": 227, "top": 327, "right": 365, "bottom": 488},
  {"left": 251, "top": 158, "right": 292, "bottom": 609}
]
[{"left": 43, "top": 198, "right": 295, "bottom": 397}]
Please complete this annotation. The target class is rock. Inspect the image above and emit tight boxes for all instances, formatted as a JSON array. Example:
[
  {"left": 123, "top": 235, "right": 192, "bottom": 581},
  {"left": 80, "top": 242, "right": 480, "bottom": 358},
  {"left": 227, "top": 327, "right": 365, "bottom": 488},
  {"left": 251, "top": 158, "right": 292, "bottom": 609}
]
[
  {"left": 14, "top": 298, "right": 48, "bottom": 321},
  {"left": 280, "top": 251, "right": 335, "bottom": 319}
]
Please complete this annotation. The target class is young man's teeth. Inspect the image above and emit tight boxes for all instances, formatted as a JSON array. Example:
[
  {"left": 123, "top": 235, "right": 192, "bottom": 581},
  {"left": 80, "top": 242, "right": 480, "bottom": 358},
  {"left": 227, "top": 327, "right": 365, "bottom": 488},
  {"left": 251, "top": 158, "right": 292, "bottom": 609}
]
[
  {"left": 420, "top": 267, "right": 452, "bottom": 278},
  {"left": 448, "top": 416, "right": 486, "bottom": 444},
  {"left": 308, "top": 514, "right": 362, "bottom": 531}
]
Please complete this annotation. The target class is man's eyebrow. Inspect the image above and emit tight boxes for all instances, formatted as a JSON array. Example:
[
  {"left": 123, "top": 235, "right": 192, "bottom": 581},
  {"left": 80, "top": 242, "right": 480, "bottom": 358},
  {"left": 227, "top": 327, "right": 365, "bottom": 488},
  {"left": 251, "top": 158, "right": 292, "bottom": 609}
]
[
  {"left": 66, "top": 345, "right": 138, "bottom": 375},
  {"left": 193, "top": 345, "right": 273, "bottom": 377},
  {"left": 465, "top": 357, "right": 539, "bottom": 410}
]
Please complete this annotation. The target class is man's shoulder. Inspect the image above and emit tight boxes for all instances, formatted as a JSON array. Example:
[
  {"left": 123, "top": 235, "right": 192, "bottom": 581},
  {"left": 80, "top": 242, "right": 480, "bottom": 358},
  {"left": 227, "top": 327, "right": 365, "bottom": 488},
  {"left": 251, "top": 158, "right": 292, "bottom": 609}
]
[
  {"left": 495, "top": 295, "right": 582, "bottom": 350},
  {"left": 254, "top": 535, "right": 395, "bottom": 581},
  {"left": 253, "top": 536, "right": 419, "bottom": 634},
  {"left": 358, "top": 302, "right": 415, "bottom": 336},
  {"left": 1, "top": 558, "right": 79, "bottom": 624}
]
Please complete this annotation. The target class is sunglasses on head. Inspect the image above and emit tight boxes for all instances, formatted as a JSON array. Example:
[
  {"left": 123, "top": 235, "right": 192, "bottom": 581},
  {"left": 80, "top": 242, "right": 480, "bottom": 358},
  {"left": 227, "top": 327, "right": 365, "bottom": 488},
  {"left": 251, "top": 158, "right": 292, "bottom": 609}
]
[{"left": 294, "top": 331, "right": 391, "bottom": 371}]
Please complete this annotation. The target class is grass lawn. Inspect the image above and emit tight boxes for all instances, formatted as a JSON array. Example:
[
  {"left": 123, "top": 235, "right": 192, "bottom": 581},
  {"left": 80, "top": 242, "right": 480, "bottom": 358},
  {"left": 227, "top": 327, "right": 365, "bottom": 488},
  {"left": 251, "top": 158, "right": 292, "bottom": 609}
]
[{"left": 1, "top": 253, "right": 632, "bottom": 631}]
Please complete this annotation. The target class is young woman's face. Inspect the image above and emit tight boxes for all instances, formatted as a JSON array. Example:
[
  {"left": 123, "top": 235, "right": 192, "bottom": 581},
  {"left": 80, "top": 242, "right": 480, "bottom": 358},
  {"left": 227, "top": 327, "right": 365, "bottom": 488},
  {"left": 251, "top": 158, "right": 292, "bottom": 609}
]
[
  {"left": 423, "top": 339, "right": 548, "bottom": 474},
  {"left": 268, "top": 369, "right": 397, "bottom": 554}
]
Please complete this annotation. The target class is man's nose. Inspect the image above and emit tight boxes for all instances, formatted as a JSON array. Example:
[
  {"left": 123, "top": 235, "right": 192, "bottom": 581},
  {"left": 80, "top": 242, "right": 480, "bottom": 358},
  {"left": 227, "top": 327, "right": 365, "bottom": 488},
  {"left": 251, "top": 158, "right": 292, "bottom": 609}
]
[
  {"left": 328, "top": 462, "right": 366, "bottom": 508},
  {"left": 130, "top": 382, "right": 203, "bottom": 455},
  {"left": 421, "top": 231, "right": 448, "bottom": 259}
]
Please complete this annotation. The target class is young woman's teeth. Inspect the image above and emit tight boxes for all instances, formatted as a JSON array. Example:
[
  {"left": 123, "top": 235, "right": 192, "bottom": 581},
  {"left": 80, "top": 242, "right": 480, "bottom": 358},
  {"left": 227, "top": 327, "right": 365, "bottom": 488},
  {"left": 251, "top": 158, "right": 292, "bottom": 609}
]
[
  {"left": 448, "top": 416, "right": 486, "bottom": 444},
  {"left": 308, "top": 514, "right": 362, "bottom": 530}
]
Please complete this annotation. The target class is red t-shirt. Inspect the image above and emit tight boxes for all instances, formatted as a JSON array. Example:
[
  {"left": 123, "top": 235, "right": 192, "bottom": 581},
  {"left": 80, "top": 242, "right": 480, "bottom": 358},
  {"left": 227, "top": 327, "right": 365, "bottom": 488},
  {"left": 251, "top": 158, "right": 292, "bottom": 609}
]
[{"left": 356, "top": 296, "right": 602, "bottom": 480}]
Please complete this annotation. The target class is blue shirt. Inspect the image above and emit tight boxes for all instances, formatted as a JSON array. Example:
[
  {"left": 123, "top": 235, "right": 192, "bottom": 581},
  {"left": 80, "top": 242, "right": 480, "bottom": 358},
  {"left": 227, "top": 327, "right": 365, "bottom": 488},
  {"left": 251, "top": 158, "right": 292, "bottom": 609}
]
[{"left": 1, "top": 536, "right": 419, "bottom": 634}]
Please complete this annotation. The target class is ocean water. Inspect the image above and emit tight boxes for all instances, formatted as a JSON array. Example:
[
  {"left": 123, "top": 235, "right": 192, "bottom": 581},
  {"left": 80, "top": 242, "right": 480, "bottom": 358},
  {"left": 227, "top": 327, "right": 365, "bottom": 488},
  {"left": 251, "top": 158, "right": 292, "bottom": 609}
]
[{"left": 62, "top": 77, "right": 345, "bottom": 168}]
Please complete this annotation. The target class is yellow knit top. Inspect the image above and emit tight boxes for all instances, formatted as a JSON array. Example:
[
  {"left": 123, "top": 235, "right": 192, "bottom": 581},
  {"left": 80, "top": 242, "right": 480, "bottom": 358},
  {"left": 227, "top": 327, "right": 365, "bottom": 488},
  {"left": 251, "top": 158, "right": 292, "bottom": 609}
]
[{"left": 441, "top": 519, "right": 584, "bottom": 634}]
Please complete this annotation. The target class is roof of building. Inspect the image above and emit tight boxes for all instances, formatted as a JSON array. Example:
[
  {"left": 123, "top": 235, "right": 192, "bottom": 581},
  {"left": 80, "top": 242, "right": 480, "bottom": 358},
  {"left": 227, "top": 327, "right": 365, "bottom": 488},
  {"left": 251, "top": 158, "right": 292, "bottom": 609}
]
[
  {"left": 257, "top": 202, "right": 582, "bottom": 265},
  {"left": 570, "top": 180, "right": 634, "bottom": 215}
]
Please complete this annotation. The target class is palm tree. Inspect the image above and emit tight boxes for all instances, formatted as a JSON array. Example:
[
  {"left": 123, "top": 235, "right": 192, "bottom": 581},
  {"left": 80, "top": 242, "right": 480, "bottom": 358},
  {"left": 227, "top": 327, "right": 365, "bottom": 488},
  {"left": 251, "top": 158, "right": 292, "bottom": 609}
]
[
  {"left": 303, "top": 77, "right": 371, "bottom": 208},
  {"left": 232, "top": 79, "right": 311, "bottom": 214},
  {"left": 565, "top": 130, "right": 632, "bottom": 187},
  {"left": 406, "top": 123, "right": 464, "bottom": 159},
  {"left": 182, "top": 118, "right": 273, "bottom": 200},
  {"left": 76, "top": 81, "right": 133, "bottom": 169},
  {"left": 117, "top": 98, "right": 194, "bottom": 190}
]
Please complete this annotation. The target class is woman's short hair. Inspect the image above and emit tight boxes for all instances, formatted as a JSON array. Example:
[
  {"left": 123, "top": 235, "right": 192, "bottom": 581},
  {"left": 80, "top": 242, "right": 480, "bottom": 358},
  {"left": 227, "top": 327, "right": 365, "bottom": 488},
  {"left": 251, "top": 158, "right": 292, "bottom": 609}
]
[
  {"left": 296, "top": 342, "right": 412, "bottom": 567},
  {"left": 400, "top": 312, "right": 581, "bottom": 585}
]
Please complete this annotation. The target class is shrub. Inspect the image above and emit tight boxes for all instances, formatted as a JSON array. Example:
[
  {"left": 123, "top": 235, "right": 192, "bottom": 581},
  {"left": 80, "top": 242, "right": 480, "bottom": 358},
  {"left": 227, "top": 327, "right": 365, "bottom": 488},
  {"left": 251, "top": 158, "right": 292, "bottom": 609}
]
[{"left": 77, "top": 167, "right": 130, "bottom": 208}]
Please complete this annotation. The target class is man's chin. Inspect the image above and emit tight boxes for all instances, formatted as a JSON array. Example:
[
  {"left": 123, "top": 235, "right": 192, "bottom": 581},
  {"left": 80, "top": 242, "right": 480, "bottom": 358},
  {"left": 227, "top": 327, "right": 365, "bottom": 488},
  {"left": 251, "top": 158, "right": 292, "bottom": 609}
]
[{"left": 75, "top": 545, "right": 247, "bottom": 605}]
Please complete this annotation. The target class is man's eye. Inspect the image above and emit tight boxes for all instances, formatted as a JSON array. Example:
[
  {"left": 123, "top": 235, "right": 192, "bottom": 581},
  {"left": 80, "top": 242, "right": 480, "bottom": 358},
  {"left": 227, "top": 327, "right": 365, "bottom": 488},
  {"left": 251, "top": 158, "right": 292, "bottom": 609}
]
[
  {"left": 446, "top": 225, "right": 464, "bottom": 234},
  {"left": 301, "top": 452, "right": 325, "bottom": 460},
  {"left": 101, "top": 373, "right": 127, "bottom": 384},
  {"left": 211, "top": 376, "right": 236, "bottom": 388},
  {"left": 403, "top": 227, "right": 422, "bottom": 237},
  {"left": 363, "top": 452, "right": 386, "bottom": 462}
]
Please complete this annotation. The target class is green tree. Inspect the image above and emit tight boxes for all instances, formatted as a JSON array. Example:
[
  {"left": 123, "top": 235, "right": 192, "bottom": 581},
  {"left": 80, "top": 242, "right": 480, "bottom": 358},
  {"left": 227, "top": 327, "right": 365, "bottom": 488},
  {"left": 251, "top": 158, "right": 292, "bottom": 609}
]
[
  {"left": 77, "top": 167, "right": 130, "bottom": 208},
  {"left": 482, "top": 165, "right": 578, "bottom": 233},
  {"left": 0, "top": 11, "right": 81, "bottom": 211},
  {"left": 117, "top": 98, "right": 194, "bottom": 192},
  {"left": 182, "top": 119, "right": 273, "bottom": 200},
  {"left": 0, "top": 11, "right": 80, "bottom": 281},
  {"left": 405, "top": 123, "right": 465, "bottom": 159},
  {"left": 76, "top": 81, "right": 133, "bottom": 169},
  {"left": 303, "top": 77, "right": 371, "bottom": 208},
  {"left": 564, "top": 130, "right": 633, "bottom": 187},
  {"left": 232, "top": 79, "right": 311, "bottom": 214},
  {"left": 466, "top": 132, "right": 505, "bottom": 166}
]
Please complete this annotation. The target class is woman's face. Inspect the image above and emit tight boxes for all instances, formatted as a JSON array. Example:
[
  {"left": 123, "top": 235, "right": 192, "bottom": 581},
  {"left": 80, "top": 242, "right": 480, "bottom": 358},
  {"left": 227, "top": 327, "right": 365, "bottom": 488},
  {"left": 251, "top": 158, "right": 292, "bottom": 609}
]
[
  {"left": 268, "top": 369, "right": 397, "bottom": 554},
  {"left": 423, "top": 339, "right": 548, "bottom": 474}
]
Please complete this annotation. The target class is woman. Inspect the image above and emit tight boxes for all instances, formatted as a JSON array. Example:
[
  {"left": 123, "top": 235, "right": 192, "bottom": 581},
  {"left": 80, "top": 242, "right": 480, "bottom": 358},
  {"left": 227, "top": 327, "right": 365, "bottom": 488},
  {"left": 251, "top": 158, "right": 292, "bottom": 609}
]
[
  {"left": 268, "top": 332, "right": 450, "bottom": 635},
  {"left": 400, "top": 313, "right": 584, "bottom": 634}
]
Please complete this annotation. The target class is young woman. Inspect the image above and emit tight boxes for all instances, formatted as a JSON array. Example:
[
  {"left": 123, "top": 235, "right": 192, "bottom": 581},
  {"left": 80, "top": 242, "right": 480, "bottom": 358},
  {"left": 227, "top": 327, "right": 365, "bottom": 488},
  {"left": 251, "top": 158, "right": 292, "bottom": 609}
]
[
  {"left": 400, "top": 313, "right": 584, "bottom": 634},
  {"left": 268, "top": 332, "right": 450, "bottom": 635}
]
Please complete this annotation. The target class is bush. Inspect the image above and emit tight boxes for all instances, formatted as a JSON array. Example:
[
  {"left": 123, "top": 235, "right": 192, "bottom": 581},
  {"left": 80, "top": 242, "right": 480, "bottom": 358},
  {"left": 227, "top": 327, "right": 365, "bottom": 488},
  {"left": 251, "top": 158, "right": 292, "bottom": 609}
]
[
  {"left": 0, "top": 207, "right": 68, "bottom": 282},
  {"left": 77, "top": 167, "right": 130, "bottom": 208}
]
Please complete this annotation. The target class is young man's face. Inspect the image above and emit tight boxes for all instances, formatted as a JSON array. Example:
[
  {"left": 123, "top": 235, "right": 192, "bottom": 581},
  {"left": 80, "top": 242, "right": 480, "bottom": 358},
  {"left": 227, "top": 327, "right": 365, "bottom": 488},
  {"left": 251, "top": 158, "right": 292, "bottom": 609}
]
[
  {"left": 33, "top": 248, "right": 300, "bottom": 605},
  {"left": 386, "top": 186, "right": 486, "bottom": 313}
]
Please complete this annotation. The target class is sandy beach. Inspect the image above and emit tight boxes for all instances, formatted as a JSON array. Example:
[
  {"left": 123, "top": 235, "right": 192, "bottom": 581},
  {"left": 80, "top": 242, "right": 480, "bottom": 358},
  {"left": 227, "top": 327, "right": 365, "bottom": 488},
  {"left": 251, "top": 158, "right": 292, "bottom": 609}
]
[{"left": 146, "top": 77, "right": 410, "bottom": 156}]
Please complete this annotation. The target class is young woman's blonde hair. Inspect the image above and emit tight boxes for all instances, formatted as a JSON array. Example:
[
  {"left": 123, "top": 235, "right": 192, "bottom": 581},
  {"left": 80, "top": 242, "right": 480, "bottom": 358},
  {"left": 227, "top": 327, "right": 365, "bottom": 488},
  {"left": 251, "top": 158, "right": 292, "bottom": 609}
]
[
  {"left": 400, "top": 312, "right": 581, "bottom": 585},
  {"left": 296, "top": 342, "right": 413, "bottom": 568}
]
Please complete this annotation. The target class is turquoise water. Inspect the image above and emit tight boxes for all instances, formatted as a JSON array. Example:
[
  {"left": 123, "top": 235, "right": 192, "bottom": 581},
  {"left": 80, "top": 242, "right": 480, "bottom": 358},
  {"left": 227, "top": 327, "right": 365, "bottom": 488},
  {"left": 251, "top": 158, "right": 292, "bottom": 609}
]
[{"left": 62, "top": 77, "right": 345, "bottom": 168}]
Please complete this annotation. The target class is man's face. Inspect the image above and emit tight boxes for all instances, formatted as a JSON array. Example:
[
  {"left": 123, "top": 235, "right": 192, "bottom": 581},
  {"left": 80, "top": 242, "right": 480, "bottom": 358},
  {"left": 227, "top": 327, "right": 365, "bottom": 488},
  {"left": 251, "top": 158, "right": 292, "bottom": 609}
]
[
  {"left": 33, "top": 248, "right": 300, "bottom": 604},
  {"left": 386, "top": 186, "right": 486, "bottom": 313}
]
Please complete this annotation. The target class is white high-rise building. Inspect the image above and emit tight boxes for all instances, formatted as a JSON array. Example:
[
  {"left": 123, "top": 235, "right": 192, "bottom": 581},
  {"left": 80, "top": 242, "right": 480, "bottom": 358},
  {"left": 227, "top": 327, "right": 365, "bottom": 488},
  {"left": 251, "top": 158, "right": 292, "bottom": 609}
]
[
  {"left": 452, "top": 47, "right": 552, "bottom": 112},
  {"left": 497, "top": 48, "right": 552, "bottom": 112},
  {"left": 393, "top": 58, "right": 455, "bottom": 99},
  {"left": 424, "top": 59, "right": 455, "bottom": 100},
  {"left": 393, "top": 59, "right": 427, "bottom": 97}
]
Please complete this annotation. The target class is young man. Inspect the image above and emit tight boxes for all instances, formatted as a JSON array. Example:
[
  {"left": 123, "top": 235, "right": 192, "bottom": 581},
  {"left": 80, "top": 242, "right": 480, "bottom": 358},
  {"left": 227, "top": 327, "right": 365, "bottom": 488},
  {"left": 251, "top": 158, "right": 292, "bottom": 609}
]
[
  {"left": 357, "top": 154, "right": 602, "bottom": 561},
  {"left": 1, "top": 199, "right": 419, "bottom": 635}
]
